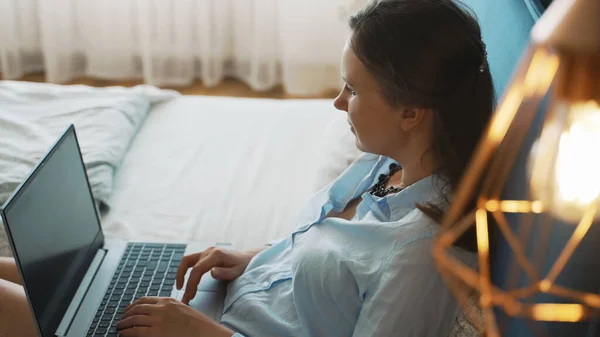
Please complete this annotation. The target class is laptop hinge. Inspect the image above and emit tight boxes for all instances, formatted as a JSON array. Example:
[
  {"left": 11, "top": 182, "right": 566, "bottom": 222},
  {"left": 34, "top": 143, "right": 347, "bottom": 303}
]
[{"left": 55, "top": 249, "right": 106, "bottom": 337}]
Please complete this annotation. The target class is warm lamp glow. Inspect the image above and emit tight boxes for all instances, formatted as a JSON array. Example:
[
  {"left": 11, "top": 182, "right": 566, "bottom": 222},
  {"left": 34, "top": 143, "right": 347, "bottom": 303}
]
[
  {"left": 556, "top": 102, "right": 600, "bottom": 204},
  {"left": 523, "top": 49, "right": 560, "bottom": 97},
  {"left": 485, "top": 200, "right": 544, "bottom": 213},
  {"left": 476, "top": 209, "right": 490, "bottom": 254},
  {"left": 530, "top": 100, "right": 600, "bottom": 223},
  {"left": 531, "top": 303, "right": 585, "bottom": 322},
  {"left": 488, "top": 87, "right": 523, "bottom": 143}
]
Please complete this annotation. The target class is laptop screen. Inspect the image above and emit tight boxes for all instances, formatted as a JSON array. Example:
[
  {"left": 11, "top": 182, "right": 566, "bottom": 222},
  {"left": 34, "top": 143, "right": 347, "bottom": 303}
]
[{"left": 0, "top": 126, "right": 104, "bottom": 337}]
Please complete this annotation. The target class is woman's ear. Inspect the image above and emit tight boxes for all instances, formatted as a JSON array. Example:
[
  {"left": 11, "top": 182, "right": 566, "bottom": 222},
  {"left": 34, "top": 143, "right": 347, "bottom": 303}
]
[{"left": 399, "top": 107, "right": 429, "bottom": 131}]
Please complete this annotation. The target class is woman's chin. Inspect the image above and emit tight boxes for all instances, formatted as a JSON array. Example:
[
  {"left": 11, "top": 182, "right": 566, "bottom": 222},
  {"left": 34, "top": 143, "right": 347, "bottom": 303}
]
[
  {"left": 350, "top": 129, "right": 367, "bottom": 152},
  {"left": 354, "top": 138, "right": 366, "bottom": 152}
]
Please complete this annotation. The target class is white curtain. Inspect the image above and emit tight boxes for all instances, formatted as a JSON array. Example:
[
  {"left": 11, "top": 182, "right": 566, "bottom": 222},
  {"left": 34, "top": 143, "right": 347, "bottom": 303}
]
[{"left": 0, "top": 0, "right": 366, "bottom": 96}]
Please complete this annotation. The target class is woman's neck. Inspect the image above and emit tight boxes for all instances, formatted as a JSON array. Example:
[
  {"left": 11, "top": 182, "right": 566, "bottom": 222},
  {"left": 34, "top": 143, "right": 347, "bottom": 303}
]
[{"left": 390, "top": 150, "right": 438, "bottom": 188}]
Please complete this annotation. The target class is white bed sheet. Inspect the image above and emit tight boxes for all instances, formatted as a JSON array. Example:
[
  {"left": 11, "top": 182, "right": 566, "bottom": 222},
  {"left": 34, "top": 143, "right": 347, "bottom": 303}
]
[{"left": 102, "top": 96, "right": 362, "bottom": 250}]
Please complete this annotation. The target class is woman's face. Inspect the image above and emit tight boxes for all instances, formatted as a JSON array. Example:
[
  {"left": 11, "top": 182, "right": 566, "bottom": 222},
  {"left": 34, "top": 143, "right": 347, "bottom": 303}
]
[{"left": 333, "top": 39, "right": 407, "bottom": 157}]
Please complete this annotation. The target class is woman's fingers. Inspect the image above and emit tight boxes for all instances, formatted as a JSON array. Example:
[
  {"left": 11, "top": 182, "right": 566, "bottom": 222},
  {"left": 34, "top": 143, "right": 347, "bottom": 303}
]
[
  {"left": 176, "top": 252, "right": 202, "bottom": 290},
  {"left": 117, "top": 314, "right": 154, "bottom": 330},
  {"left": 211, "top": 265, "right": 244, "bottom": 281},
  {"left": 124, "top": 297, "right": 160, "bottom": 314},
  {"left": 121, "top": 303, "right": 158, "bottom": 320},
  {"left": 182, "top": 251, "right": 225, "bottom": 304}
]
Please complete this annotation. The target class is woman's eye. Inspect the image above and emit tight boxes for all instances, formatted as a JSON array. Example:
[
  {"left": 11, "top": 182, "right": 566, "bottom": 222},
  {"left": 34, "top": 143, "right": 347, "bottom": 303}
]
[{"left": 345, "top": 84, "right": 356, "bottom": 96}]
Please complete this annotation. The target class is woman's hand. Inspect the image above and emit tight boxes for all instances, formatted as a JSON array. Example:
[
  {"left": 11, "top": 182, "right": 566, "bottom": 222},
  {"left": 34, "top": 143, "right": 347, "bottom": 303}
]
[
  {"left": 176, "top": 246, "right": 265, "bottom": 304},
  {"left": 117, "top": 297, "right": 234, "bottom": 337}
]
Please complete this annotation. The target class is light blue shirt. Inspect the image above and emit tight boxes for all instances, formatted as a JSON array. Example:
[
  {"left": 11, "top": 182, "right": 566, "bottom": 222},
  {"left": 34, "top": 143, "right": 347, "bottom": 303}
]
[{"left": 221, "top": 153, "right": 475, "bottom": 337}]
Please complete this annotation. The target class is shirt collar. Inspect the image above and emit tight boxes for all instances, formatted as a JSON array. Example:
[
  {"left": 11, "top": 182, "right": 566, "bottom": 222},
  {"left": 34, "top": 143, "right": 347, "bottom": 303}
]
[
  {"left": 384, "top": 174, "right": 448, "bottom": 221},
  {"left": 326, "top": 153, "right": 449, "bottom": 221},
  {"left": 327, "top": 153, "right": 385, "bottom": 210}
]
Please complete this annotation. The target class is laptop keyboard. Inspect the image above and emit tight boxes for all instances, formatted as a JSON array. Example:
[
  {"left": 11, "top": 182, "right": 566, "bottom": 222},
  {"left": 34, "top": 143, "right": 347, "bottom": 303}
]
[{"left": 86, "top": 243, "right": 186, "bottom": 337}]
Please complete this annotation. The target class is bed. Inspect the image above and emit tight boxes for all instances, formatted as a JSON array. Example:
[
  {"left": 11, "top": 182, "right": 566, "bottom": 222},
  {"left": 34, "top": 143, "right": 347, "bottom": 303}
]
[
  {"left": 0, "top": 0, "right": 542, "bottom": 261},
  {"left": 0, "top": 84, "right": 361, "bottom": 255},
  {"left": 101, "top": 95, "right": 361, "bottom": 250}
]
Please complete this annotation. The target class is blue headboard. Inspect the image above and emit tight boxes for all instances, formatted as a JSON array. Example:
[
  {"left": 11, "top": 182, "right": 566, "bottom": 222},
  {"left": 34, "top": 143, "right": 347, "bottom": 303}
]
[
  {"left": 461, "top": 0, "right": 537, "bottom": 97},
  {"left": 458, "top": 1, "right": 600, "bottom": 336}
]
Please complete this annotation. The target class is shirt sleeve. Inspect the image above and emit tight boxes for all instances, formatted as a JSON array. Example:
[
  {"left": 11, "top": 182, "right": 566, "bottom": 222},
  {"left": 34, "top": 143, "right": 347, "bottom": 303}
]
[
  {"left": 266, "top": 236, "right": 285, "bottom": 246},
  {"left": 352, "top": 236, "right": 461, "bottom": 337},
  {"left": 231, "top": 334, "right": 246, "bottom": 337}
]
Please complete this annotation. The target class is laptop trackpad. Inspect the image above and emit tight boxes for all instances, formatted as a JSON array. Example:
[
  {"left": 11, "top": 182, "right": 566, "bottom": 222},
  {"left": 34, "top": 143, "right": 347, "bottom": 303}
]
[
  {"left": 177, "top": 290, "right": 225, "bottom": 321},
  {"left": 176, "top": 270, "right": 226, "bottom": 320}
]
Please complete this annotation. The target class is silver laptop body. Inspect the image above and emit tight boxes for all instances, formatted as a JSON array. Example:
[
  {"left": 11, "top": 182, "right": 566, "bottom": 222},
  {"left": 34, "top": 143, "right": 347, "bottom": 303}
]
[{"left": 0, "top": 125, "right": 226, "bottom": 337}]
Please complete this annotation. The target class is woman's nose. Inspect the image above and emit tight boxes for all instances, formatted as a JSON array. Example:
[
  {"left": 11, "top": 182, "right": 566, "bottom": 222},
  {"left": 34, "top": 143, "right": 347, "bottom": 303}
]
[{"left": 333, "top": 91, "right": 347, "bottom": 112}]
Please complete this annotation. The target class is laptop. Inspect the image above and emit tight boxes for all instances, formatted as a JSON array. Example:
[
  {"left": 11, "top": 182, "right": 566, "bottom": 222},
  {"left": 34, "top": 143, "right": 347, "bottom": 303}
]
[{"left": 0, "top": 125, "right": 226, "bottom": 337}]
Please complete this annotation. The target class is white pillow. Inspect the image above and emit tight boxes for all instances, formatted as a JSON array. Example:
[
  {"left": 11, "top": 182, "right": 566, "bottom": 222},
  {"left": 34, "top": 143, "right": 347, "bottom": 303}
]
[{"left": 313, "top": 111, "right": 363, "bottom": 190}]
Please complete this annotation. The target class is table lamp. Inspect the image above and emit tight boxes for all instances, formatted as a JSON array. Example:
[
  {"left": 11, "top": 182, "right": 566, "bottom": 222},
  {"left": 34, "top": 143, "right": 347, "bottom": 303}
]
[{"left": 433, "top": 0, "right": 600, "bottom": 335}]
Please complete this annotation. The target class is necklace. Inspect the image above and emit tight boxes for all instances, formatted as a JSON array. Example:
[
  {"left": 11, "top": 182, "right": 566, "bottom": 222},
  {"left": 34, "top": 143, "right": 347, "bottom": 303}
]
[{"left": 369, "top": 163, "right": 404, "bottom": 197}]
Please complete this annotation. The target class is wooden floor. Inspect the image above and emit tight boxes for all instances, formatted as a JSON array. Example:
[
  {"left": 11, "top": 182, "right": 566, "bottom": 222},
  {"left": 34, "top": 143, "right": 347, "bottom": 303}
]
[{"left": 10, "top": 73, "right": 338, "bottom": 99}]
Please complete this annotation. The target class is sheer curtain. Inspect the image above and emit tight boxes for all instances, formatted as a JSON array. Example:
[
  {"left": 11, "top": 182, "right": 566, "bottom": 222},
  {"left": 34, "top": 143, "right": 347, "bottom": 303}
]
[{"left": 0, "top": 0, "right": 366, "bottom": 95}]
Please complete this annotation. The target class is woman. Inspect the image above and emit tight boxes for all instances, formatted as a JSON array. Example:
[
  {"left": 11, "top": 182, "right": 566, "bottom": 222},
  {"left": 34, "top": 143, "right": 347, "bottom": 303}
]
[{"left": 0, "top": 0, "right": 494, "bottom": 336}]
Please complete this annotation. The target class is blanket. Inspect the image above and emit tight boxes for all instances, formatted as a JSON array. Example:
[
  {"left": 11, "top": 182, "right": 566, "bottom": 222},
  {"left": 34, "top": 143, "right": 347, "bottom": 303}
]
[{"left": 0, "top": 81, "right": 178, "bottom": 256}]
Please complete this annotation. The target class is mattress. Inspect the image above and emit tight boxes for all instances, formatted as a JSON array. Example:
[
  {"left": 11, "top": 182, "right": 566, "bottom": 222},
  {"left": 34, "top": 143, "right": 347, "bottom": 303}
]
[{"left": 102, "top": 96, "right": 362, "bottom": 250}]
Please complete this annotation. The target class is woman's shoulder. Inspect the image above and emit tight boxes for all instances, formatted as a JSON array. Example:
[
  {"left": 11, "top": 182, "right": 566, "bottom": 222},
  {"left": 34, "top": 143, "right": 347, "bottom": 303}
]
[
  {"left": 383, "top": 209, "right": 476, "bottom": 267},
  {"left": 387, "top": 208, "right": 438, "bottom": 249}
]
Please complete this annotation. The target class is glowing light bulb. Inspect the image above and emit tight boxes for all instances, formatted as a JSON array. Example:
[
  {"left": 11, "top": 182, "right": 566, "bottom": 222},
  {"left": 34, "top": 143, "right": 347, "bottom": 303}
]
[{"left": 530, "top": 100, "right": 600, "bottom": 223}]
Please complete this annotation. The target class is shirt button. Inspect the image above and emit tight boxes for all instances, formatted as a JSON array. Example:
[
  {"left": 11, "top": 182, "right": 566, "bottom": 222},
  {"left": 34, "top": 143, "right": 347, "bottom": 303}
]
[{"left": 262, "top": 282, "right": 269, "bottom": 287}]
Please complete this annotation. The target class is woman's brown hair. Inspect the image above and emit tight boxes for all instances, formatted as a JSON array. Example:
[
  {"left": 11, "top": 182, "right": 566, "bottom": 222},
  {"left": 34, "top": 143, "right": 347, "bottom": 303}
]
[{"left": 349, "top": 0, "right": 495, "bottom": 252}]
